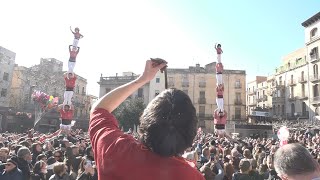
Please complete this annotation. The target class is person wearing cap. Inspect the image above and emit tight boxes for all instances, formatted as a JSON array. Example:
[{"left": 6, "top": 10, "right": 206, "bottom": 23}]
[{"left": 0, "top": 158, "right": 23, "bottom": 180}]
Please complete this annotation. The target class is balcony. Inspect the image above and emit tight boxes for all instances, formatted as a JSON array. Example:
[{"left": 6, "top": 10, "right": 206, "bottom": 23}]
[
  {"left": 286, "top": 111, "right": 309, "bottom": 120},
  {"left": 199, "top": 82, "right": 206, "bottom": 88},
  {"left": 258, "top": 95, "right": 268, "bottom": 102},
  {"left": 234, "top": 99, "right": 242, "bottom": 105},
  {"left": 248, "top": 90, "right": 256, "bottom": 95},
  {"left": 310, "top": 74, "right": 320, "bottom": 83},
  {"left": 182, "top": 82, "right": 189, "bottom": 87},
  {"left": 198, "top": 98, "right": 206, "bottom": 104},
  {"left": 248, "top": 100, "right": 257, "bottom": 106},
  {"left": 311, "top": 96, "right": 320, "bottom": 105},
  {"left": 298, "top": 76, "right": 307, "bottom": 83},
  {"left": 235, "top": 84, "right": 242, "bottom": 89},
  {"left": 274, "top": 84, "right": 285, "bottom": 89},
  {"left": 272, "top": 96, "right": 285, "bottom": 103},
  {"left": 310, "top": 54, "right": 320, "bottom": 63},
  {"left": 296, "top": 94, "right": 308, "bottom": 100},
  {"left": 288, "top": 79, "right": 297, "bottom": 86},
  {"left": 288, "top": 94, "right": 296, "bottom": 102}
]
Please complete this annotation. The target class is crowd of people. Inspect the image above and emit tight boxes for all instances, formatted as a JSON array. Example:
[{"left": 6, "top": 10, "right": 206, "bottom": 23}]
[
  {"left": 1, "top": 59, "right": 320, "bottom": 180},
  {"left": 0, "top": 129, "right": 96, "bottom": 180}
]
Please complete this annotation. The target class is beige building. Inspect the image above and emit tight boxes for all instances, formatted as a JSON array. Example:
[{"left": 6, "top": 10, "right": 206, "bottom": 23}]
[
  {"left": 98, "top": 71, "right": 165, "bottom": 106},
  {"left": 167, "top": 63, "right": 246, "bottom": 132},
  {"left": 0, "top": 46, "right": 16, "bottom": 107},
  {"left": 7, "top": 58, "right": 92, "bottom": 132},
  {"left": 246, "top": 12, "right": 320, "bottom": 122}
]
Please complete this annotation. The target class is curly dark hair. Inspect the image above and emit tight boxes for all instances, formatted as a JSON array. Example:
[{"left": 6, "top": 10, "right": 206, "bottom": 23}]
[{"left": 139, "top": 88, "right": 197, "bottom": 157}]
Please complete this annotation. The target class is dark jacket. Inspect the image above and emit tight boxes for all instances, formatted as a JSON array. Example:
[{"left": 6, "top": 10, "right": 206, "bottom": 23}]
[
  {"left": 76, "top": 170, "right": 97, "bottom": 180},
  {"left": 0, "top": 167, "right": 24, "bottom": 180},
  {"left": 66, "top": 147, "right": 82, "bottom": 173},
  {"left": 15, "top": 157, "right": 32, "bottom": 180}
]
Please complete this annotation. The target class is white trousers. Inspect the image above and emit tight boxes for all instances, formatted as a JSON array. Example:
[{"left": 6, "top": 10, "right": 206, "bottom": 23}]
[
  {"left": 216, "top": 74, "right": 223, "bottom": 85},
  {"left": 68, "top": 61, "right": 76, "bottom": 73},
  {"left": 216, "top": 98, "right": 224, "bottom": 112},
  {"left": 73, "top": 39, "right": 79, "bottom": 48},
  {"left": 63, "top": 91, "right": 74, "bottom": 105},
  {"left": 60, "top": 121, "right": 75, "bottom": 131},
  {"left": 217, "top": 54, "right": 221, "bottom": 63}
]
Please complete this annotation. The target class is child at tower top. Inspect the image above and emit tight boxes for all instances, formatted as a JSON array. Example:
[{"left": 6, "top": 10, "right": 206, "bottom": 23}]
[
  {"left": 215, "top": 43, "right": 223, "bottom": 63},
  {"left": 70, "top": 26, "right": 84, "bottom": 47},
  {"left": 215, "top": 43, "right": 223, "bottom": 54}
]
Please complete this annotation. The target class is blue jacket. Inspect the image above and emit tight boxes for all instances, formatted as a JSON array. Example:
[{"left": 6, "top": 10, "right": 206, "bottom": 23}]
[{"left": 0, "top": 167, "right": 24, "bottom": 180}]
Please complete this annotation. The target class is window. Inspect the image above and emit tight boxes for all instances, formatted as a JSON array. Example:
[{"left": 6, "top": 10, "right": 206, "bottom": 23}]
[
  {"left": 82, "top": 87, "right": 85, "bottom": 94},
  {"left": 291, "top": 103, "right": 295, "bottom": 117},
  {"left": 302, "top": 84, "right": 305, "bottom": 97},
  {"left": 311, "top": 47, "right": 319, "bottom": 60},
  {"left": 311, "top": 28, "right": 318, "bottom": 38},
  {"left": 290, "top": 75, "right": 294, "bottom": 83},
  {"left": 105, "top": 88, "right": 111, "bottom": 94},
  {"left": 235, "top": 79, "right": 241, "bottom": 88},
  {"left": 290, "top": 86, "right": 294, "bottom": 97},
  {"left": 314, "top": 64, "right": 318, "bottom": 76},
  {"left": 282, "top": 105, "right": 285, "bottom": 116},
  {"left": 302, "top": 102, "right": 307, "bottom": 116},
  {"left": 313, "top": 84, "right": 319, "bottom": 97},
  {"left": 155, "top": 90, "right": 160, "bottom": 96},
  {"left": 76, "top": 85, "right": 80, "bottom": 94},
  {"left": 3, "top": 72, "right": 9, "bottom": 81},
  {"left": 263, "top": 104, "right": 265, "bottom": 109},
  {"left": 273, "top": 105, "right": 276, "bottom": 115},
  {"left": 316, "top": 107, "right": 319, "bottom": 116},
  {"left": 279, "top": 76, "right": 282, "bottom": 85},
  {"left": 156, "top": 78, "right": 160, "bottom": 83},
  {"left": 301, "top": 71, "right": 305, "bottom": 80},
  {"left": 199, "top": 106, "right": 205, "bottom": 116},
  {"left": 1, "top": 89, "right": 7, "bottom": 97},
  {"left": 138, "top": 88, "right": 143, "bottom": 98},
  {"left": 200, "top": 91, "right": 205, "bottom": 99},
  {"left": 235, "top": 107, "right": 241, "bottom": 119},
  {"left": 277, "top": 105, "right": 280, "bottom": 115},
  {"left": 236, "top": 93, "right": 241, "bottom": 101}
]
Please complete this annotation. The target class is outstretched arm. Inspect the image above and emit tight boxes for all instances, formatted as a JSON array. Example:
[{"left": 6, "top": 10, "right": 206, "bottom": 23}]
[
  {"left": 91, "top": 60, "right": 167, "bottom": 113},
  {"left": 70, "top": 26, "right": 75, "bottom": 34},
  {"left": 80, "top": 34, "right": 84, "bottom": 38}
]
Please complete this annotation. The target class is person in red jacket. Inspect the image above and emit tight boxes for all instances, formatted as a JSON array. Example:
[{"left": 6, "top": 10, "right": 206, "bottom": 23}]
[
  {"left": 68, "top": 45, "right": 80, "bottom": 73},
  {"left": 70, "top": 26, "right": 83, "bottom": 48},
  {"left": 57, "top": 104, "right": 74, "bottom": 135},
  {"left": 89, "top": 59, "right": 204, "bottom": 180},
  {"left": 63, "top": 72, "right": 77, "bottom": 106},
  {"left": 214, "top": 109, "right": 227, "bottom": 138},
  {"left": 215, "top": 43, "right": 223, "bottom": 63},
  {"left": 216, "top": 63, "right": 223, "bottom": 85},
  {"left": 216, "top": 84, "right": 224, "bottom": 112}
]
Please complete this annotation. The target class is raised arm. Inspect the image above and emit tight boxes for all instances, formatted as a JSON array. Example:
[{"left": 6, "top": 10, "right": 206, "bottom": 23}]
[
  {"left": 70, "top": 26, "right": 75, "bottom": 34},
  {"left": 91, "top": 60, "right": 167, "bottom": 113}
]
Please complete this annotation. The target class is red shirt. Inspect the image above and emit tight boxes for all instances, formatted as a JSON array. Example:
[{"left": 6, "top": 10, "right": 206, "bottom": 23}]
[
  {"left": 89, "top": 108, "right": 204, "bottom": 180},
  {"left": 216, "top": 86, "right": 224, "bottom": 96},
  {"left": 216, "top": 47, "right": 222, "bottom": 54},
  {"left": 216, "top": 63, "right": 223, "bottom": 73},
  {"left": 59, "top": 109, "right": 74, "bottom": 120},
  {"left": 70, "top": 50, "right": 78, "bottom": 59},
  {"left": 64, "top": 76, "right": 77, "bottom": 88},
  {"left": 213, "top": 110, "right": 227, "bottom": 125}
]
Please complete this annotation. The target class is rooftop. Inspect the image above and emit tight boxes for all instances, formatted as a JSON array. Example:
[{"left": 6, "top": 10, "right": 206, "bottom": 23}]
[{"left": 302, "top": 11, "right": 320, "bottom": 27}]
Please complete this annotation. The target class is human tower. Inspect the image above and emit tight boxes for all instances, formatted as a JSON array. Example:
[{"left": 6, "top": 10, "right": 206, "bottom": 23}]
[
  {"left": 213, "top": 44, "right": 228, "bottom": 138},
  {"left": 58, "top": 27, "right": 84, "bottom": 134}
]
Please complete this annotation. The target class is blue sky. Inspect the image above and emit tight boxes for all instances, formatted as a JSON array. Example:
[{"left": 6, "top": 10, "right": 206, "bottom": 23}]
[{"left": 0, "top": 0, "right": 319, "bottom": 96}]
